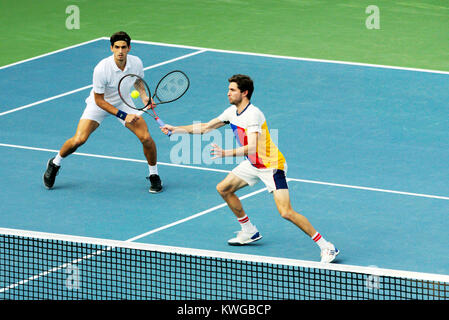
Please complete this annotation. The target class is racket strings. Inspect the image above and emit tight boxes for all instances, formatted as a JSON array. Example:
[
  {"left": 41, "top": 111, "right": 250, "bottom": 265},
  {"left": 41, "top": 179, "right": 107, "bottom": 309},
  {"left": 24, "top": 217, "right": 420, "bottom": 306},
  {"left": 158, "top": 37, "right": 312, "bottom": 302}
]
[
  {"left": 118, "top": 74, "right": 151, "bottom": 110},
  {"left": 155, "top": 72, "right": 189, "bottom": 103}
]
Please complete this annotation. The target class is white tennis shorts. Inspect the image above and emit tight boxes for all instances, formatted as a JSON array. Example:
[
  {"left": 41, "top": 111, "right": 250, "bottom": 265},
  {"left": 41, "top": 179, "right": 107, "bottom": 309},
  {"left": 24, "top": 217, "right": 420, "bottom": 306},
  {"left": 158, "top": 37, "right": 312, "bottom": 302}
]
[
  {"left": 80, "top": 102, "right": 143, "bottom": 125},
  {"left": 231, "top": 159, "right": 289, "bottom": 193}
]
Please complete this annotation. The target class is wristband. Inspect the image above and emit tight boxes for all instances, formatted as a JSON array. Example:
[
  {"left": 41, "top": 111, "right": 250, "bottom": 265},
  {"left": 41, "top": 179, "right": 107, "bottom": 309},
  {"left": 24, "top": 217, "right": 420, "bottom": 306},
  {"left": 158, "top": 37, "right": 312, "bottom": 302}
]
[{"left": 116, "top": 110, "right": 127, "bottom": 120}]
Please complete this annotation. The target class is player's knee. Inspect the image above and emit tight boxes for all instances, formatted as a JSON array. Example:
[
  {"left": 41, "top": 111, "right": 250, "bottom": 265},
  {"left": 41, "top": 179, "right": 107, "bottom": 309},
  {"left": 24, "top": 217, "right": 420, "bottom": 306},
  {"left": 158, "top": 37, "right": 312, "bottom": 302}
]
[
  {"left": 72, "top": 135, "right": 88, "bottom": 147},
  {"left": 140, "top": 133, "right": 154, "bottom": 146},
  {"left": 216, "top": 183, "right": 224, "bottom": 195},
  {"left": 279, "top": 207, "right": 294, "bottom": 221},
  {"left": 216, "top": 183, "right": 229, "bottom": 197}
]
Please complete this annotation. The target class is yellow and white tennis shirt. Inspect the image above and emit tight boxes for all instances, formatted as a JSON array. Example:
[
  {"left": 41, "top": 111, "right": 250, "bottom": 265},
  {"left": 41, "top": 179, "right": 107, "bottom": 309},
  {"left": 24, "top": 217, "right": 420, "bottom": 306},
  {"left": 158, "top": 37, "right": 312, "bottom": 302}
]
[{"left": 218, "top": 103, "right": 286, "bottom": 170}]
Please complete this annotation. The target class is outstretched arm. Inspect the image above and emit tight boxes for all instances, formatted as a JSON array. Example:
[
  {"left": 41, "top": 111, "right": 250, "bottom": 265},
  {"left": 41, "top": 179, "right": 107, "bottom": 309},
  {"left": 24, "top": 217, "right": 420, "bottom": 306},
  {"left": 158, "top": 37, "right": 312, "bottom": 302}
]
[{"left": 160, "top": 118, "right": 226, "bottom": 135}]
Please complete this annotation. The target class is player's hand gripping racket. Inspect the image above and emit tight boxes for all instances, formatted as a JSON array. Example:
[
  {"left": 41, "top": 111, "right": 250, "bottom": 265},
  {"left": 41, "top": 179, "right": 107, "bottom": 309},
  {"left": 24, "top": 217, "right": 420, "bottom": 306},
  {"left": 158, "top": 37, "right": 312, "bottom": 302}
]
[{"left": 118, "top": 70, "right": 190, "bottom": 136}]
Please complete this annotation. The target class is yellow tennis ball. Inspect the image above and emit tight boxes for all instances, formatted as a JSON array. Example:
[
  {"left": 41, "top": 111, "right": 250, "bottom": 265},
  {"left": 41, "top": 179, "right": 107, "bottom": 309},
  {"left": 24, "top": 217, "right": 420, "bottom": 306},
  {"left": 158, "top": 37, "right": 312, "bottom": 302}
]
[{"left": 131, "top": 90, "right": 140, "bottom": 99}]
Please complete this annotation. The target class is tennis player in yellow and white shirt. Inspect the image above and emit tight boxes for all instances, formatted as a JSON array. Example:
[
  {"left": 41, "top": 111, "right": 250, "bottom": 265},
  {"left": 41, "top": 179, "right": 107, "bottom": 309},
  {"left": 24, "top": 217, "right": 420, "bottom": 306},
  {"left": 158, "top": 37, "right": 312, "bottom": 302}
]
[{"left": 161, "top": 74, "right": 339, "bottom": 263}]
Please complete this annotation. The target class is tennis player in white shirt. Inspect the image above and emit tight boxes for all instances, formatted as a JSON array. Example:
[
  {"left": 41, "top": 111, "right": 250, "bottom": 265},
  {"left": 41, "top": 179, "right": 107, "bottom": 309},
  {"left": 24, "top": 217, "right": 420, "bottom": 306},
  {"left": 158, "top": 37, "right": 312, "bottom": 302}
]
[{"left": 43, "top": 31, "right": 163, "bottom": 193}]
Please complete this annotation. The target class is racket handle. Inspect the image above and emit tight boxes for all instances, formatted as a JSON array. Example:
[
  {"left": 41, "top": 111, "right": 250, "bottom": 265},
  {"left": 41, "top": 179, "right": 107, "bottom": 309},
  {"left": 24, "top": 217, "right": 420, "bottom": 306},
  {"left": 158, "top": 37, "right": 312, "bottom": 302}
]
[{"left": 156, "top": 118, "right": 172, "bottom": 136}]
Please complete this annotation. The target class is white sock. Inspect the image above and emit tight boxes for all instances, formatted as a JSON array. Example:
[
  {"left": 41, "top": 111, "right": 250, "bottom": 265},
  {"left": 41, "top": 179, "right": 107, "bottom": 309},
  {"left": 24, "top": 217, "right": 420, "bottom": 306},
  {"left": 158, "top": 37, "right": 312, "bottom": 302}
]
[
  {"left": 312, "top": 232, "right": 329, "bottom": 250},
  {"left": 238, "top": 215, "right": 257, "bottom": 233},
  {"left": 148, "top": 165, "right": 158, "bottom": 176},
  {"left": 53, "top": 153, "right": 63, "bottom": 166}
]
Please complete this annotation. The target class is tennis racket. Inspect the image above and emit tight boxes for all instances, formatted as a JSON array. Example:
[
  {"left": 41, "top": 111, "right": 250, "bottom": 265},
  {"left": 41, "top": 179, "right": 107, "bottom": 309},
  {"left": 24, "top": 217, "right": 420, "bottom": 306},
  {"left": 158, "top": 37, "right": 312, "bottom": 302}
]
[{"left": 117, "top": 70, "right": 190, "bottom": 136}]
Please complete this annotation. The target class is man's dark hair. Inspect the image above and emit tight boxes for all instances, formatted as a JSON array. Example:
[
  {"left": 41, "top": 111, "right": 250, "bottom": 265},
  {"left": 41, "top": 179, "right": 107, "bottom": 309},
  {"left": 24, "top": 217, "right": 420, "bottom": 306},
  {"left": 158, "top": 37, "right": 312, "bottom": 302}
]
[
  {"left": 110, "top": 31, "right": 131, "bottom": 47},
  {"left": 228, "top": 74, "right": 254, "bottom": 100}
]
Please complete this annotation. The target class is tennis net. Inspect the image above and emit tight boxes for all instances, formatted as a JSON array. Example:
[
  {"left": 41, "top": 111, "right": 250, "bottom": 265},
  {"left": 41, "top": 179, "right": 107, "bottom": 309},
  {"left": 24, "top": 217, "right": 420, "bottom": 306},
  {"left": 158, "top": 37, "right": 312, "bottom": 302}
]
[{"left": 0, "top": 228, "right": 448, "bottom": 300}]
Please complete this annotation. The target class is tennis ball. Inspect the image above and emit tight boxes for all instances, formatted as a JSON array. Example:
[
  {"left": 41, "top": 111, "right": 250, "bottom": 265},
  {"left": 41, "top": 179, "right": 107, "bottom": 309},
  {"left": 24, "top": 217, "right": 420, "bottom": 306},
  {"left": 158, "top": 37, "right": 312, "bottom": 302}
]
[{"left": 131, "top": 90, "right": 140, "bottom": 99}]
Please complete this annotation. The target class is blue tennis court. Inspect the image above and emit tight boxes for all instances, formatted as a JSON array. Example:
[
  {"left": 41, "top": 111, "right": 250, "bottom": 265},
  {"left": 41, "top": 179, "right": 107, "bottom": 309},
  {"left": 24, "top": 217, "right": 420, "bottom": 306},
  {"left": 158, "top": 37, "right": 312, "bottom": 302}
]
[{"left": 0, "top": 37, "right": 448, "bottom": 287}]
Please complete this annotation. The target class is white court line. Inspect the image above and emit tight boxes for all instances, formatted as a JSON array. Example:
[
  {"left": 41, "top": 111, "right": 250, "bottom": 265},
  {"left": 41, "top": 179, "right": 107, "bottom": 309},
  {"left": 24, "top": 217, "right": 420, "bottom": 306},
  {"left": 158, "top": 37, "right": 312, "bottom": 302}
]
[
  {"left": 287, "top": 178, "right": 449, "bottom": 201},
  {"left": 0, "top": 50, "right": 206, "bottom": 117},
  {"left": 0, "top": 142, "right": 230, "bottom": 174},
  {"left": 0, "top": 142, "right": 448, "bottom": 201},
  {"left": 129, "top": 38, "right": 449, "bottom": 75},
  {"left": 143, "top": 49, "right": 207, "bottom": 71}
]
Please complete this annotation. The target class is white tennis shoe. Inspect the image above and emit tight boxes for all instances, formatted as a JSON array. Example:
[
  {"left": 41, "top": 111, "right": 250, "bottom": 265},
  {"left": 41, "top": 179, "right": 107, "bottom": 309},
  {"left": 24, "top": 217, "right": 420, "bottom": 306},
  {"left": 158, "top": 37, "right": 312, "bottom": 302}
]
[
  {"left": 228, "top": 229, "right": 262, "bottom": 246},
  {"left": 320, "top": 243, "right": 340, "bottom": 263}
]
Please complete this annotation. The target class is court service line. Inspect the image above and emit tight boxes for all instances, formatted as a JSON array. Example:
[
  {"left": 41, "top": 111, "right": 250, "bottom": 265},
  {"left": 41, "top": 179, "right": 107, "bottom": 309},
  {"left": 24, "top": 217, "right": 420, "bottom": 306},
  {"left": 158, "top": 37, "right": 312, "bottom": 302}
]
[
  {"left": 0, "top": 143, "right": 230, "bottom": 174},
  {"left": 1, "top": 142, "right": 448, "bottom": 201},
  {"left": 287, "top": 178, "right": 449, "bottom": 201},
  {"left": 143, "top": 49, "right": 207, "bottom": 71},
  {"left": 0, "top": 50, "right": 206, "bottom": 117}
]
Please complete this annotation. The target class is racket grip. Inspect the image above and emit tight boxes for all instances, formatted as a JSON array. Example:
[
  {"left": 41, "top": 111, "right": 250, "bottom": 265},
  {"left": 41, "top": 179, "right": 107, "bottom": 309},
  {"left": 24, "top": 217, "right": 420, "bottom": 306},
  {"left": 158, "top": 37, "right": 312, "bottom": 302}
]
[{"left": 156, "top": 118, "right": 172, "bottom": 136}]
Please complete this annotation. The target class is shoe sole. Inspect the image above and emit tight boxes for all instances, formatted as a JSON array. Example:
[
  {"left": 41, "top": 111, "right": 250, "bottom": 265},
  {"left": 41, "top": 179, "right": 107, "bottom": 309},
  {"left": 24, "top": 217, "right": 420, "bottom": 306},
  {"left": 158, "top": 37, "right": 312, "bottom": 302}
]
[{"left": 228, "top": 234, "right": 263, "bottom": 246}]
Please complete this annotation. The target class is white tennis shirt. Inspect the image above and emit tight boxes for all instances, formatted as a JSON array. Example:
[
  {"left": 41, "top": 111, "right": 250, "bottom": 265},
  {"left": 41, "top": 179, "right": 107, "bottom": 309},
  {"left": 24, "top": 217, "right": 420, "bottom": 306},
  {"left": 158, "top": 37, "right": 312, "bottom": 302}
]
[{"left": 85, "top": 54, "right": 144, "bottom": 106}]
